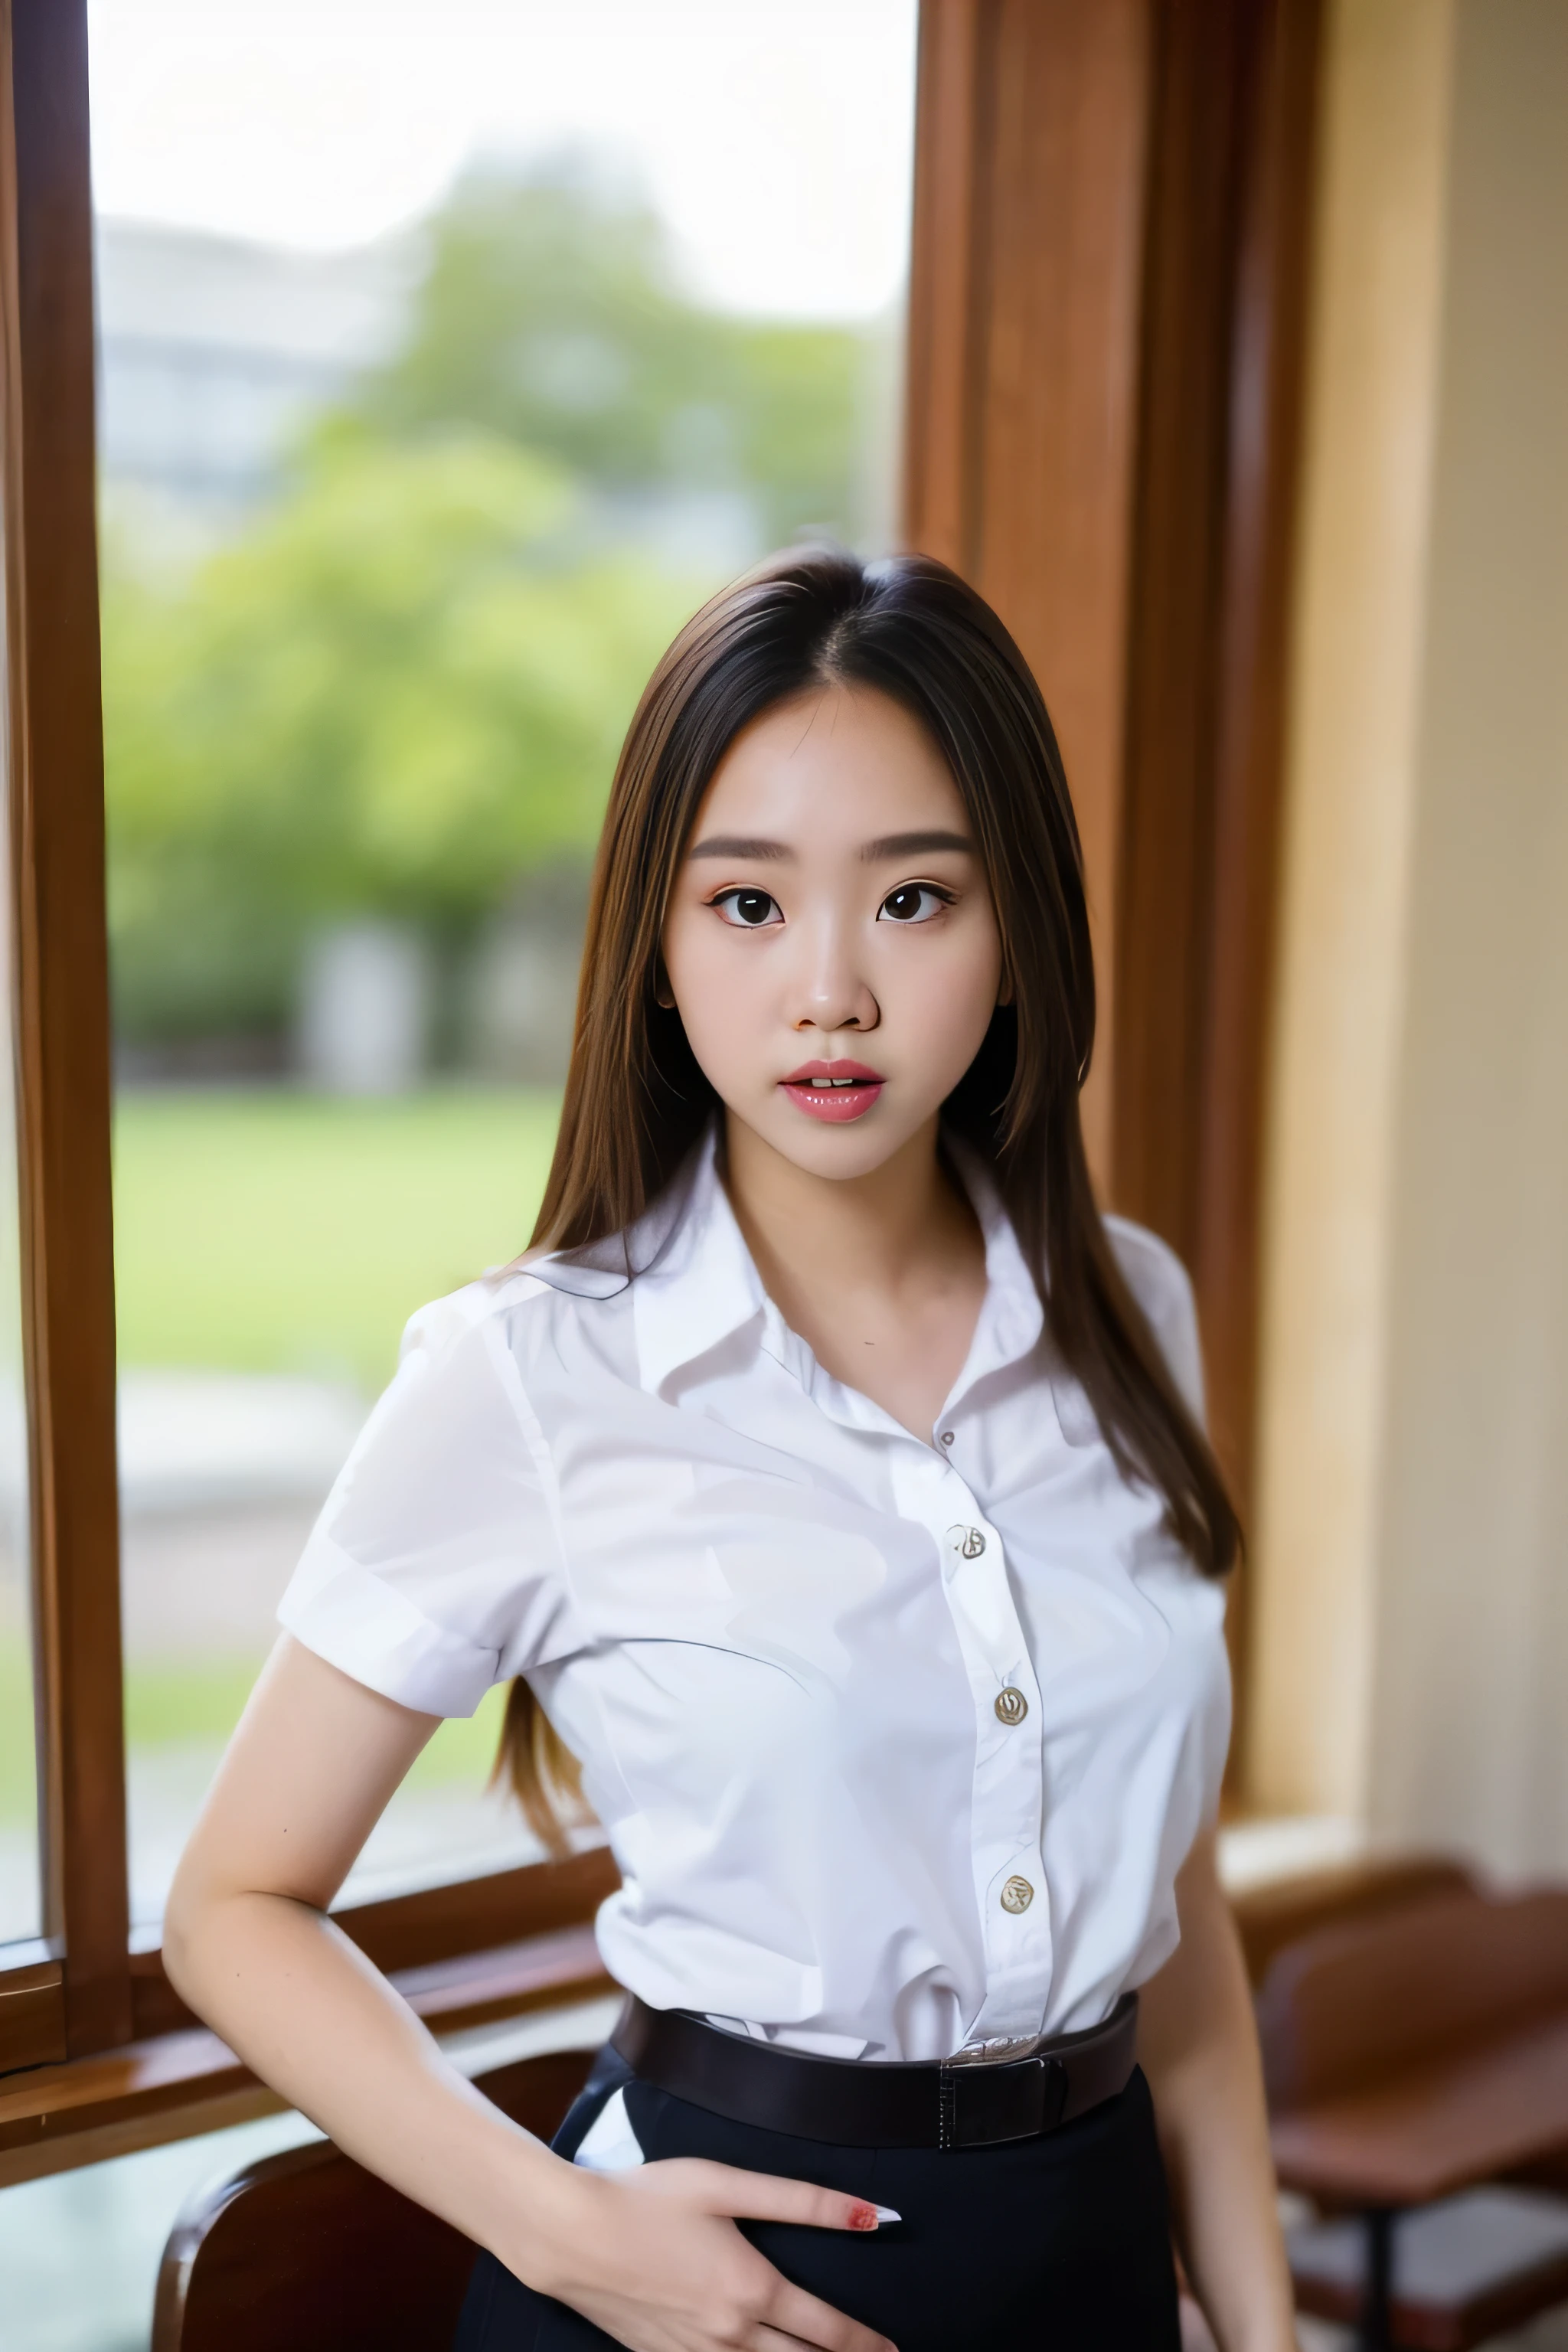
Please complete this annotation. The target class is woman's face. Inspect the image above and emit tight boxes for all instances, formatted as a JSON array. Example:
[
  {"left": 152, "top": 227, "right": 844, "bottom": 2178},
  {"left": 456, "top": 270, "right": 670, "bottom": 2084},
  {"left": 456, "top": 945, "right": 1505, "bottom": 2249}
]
[{"left": 661, "top": 683, "right": 1005, "bottom": 1182}]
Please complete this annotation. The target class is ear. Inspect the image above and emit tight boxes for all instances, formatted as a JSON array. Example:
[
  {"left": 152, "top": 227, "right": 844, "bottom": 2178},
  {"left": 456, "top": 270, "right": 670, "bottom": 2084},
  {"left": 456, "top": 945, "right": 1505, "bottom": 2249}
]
[
  {"left": 997, "top": 962, "right": 1015, "bottom": 1009},
  {"left": 653, "top": 959, "right": 677, "bottom": 1011}
]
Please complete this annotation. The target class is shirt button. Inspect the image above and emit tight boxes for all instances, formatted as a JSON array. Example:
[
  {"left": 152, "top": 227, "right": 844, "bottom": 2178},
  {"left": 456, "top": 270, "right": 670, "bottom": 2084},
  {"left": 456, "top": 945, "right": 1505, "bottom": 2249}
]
[
  {"left": 939, "top": 1429, "right": 956, "bottom": 1446},
  {"left": 994, "top": 1687, "right": 1028, "bottom": 1726},
  {"left": 948, "top": 1525, "right": 986, "bottom": 1559},
  {"left": 1000, "top": 1876, "right": 1034, "bottom": 1914}
]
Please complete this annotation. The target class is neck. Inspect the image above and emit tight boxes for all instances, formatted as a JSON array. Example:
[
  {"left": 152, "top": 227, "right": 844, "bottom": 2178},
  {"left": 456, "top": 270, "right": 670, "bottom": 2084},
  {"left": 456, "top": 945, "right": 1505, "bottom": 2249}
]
[{"left": 721, "top": 1109, "right": 977, "bottom": 1304}]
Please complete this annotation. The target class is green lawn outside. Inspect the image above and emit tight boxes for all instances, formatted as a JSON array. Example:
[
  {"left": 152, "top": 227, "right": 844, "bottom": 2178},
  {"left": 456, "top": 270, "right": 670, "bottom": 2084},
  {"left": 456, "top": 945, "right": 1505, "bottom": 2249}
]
[
  {"left": 122, "top": 1655, "right": 508, "bottom": 1788},
  {"left": 2, "top": 1089, "right": 561, "bottom": 1911},
  {"left": 0, "top": 1642, "right": 507, "bottom": 1824},
  {"left": 0, "top": 1625, "right": 38, "bottom": 1831},
  {"left": 113, "top": 1085, "right": 563, "bottom": 1389},
  {"left": 96, "top": 1085, "right": 564, "bottom": 1796}
]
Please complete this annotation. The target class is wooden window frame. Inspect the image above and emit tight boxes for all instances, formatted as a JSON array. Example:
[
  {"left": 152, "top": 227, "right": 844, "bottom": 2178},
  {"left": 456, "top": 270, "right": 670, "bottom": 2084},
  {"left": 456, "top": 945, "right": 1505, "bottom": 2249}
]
[{"left": 0, "top": 0, "right": 1321, "bottom": 2173}]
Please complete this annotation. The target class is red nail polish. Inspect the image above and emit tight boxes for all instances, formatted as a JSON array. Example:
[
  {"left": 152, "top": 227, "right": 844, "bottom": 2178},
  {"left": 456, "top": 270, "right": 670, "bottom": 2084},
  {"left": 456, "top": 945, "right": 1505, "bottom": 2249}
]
[{"left": 848, "top": 2203, "right": 879, "bottom": 2231}]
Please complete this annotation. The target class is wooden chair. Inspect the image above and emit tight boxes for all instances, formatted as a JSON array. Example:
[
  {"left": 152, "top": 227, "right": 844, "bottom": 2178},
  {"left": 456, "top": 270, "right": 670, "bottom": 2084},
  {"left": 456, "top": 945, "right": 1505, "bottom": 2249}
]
[
  {"left": 1256, "top": 1882, "right": 1568, "bottom": 2116},
  {"left": 152, "top": 2046, "right": 596, "bottom": 2352},
  {"left": 1285, "top": 2187, "right": 1568, "bottom": 2350},
  {"left": 1256, "top": 1883, "right": 1568, "bottom": 2350},
  {"left": 1228, "top": 1854, "right": 1475, "bottom": 1989}
]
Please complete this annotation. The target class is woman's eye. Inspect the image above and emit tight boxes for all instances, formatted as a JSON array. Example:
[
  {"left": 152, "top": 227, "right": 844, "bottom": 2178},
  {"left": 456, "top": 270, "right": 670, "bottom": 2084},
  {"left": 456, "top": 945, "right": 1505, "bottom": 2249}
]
[
  {"left": 878, "top": 884, "right": 950, "bottom": 924},
  {"left": 712, "top": 887, "right": 782, "bottom": 929}
]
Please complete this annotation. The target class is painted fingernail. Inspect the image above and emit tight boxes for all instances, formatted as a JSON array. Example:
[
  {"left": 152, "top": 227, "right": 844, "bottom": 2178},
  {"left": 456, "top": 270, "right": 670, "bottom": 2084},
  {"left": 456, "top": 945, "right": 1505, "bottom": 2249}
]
[
  {"left": 848, "top": 2203, "right": 879, "bottom": 2230},
  {"left": 873, "top": 2204, "right": 902, "bottom": 2224}
]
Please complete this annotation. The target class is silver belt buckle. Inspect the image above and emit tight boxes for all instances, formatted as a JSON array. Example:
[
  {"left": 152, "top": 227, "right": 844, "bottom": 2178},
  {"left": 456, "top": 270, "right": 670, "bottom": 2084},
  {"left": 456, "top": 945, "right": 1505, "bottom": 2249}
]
[{"left": 940, "top": 2050, "right": 1069, "bottom": 2149}]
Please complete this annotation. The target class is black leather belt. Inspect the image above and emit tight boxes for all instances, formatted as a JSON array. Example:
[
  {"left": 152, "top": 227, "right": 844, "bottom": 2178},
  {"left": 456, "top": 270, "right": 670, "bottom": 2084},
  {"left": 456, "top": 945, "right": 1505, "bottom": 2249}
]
[{"left": 611, "top": 1991, "right": 1139, "bottom": 2151}]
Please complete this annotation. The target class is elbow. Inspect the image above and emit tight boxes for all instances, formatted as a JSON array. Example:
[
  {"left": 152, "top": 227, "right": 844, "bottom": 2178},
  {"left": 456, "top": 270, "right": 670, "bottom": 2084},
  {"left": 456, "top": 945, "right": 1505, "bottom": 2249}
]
[
  {"left": 161, "top": 1855, "right": 214, "bottom": 2011},
  {"left": 160, "top": 1893, "right": 196, "bottom": 2009}
]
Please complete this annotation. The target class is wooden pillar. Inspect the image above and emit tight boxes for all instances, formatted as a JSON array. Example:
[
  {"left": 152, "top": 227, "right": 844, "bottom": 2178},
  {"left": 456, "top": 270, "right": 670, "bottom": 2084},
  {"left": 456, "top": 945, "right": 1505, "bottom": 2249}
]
[
  {"left": 904, "top": 0, "right": 1322, "bottom": 1767},
  {"left": 905, "top": 0, "right": 1153, "bottom": 1185},
  {"left": 0, "top": 0, "right": 131, "bottom": 2050},
  {"left": 1119, "top": 0, "right": 1323, "bottom": 1512}
]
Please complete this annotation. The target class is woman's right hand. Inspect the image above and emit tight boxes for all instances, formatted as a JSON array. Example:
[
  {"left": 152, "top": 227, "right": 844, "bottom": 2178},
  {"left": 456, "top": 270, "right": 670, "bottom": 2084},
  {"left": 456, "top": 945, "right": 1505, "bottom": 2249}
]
[{"left": 517, "top": 2154, "right": 899, "bottom": 2352}]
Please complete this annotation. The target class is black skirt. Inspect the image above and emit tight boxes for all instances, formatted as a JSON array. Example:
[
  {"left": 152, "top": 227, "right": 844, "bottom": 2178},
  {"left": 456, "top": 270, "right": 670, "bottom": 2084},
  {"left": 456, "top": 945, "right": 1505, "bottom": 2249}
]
[{"left": 453, "top": 2043, "right": 1181, "bottom": 2351}]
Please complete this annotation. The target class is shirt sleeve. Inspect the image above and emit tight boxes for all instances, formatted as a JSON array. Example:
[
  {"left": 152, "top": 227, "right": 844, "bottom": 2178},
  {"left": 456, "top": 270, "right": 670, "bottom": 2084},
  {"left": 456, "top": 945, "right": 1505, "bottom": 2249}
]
[
  {"left": 1102, "top": 1214, "right": 1207, "bottom": 1429},
  {"left": 276, "top": 1289, "right": 581, "bottom": 1717}
]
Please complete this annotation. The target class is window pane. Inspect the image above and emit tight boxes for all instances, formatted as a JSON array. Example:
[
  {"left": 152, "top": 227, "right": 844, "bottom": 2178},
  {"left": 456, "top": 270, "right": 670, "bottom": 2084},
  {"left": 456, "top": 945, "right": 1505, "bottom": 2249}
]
[
  {"left": 0, "top": 760, "right": 38, "bottom": 1946},
  {"left": 92, "top": 0, "right": 916, "bottom": 1928}
]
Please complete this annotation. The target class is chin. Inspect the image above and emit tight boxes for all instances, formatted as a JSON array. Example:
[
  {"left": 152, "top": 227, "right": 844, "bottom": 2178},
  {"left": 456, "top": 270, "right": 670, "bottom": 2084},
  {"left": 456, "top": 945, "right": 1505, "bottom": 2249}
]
[{"left": 750, "top": 1106, "right": 928, "bottom": 1180}]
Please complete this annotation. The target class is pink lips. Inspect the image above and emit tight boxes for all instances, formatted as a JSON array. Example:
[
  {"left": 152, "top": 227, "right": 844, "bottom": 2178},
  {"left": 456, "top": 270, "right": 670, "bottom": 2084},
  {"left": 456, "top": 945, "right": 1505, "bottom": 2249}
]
[{"left": 779, "top": 1059, "right": 886, "bottom": 1122}]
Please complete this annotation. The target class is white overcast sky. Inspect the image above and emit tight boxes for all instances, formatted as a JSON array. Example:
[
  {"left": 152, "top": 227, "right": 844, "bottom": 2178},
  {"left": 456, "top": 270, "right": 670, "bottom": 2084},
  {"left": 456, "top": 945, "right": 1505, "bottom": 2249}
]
[{"left": 86, "top": 0, "right": 919, "bottom": 319}]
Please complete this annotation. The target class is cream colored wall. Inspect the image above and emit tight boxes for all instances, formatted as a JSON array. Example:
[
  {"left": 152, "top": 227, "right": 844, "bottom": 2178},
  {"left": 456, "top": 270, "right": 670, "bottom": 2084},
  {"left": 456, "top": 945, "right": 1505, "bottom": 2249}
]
[
  {"left": 1249, "top": 0, "right": 1455, "bottom": 1819},
  {"left": 1366, "top": 0, "right": 1568, "bottom": 1876},
  {"left": 1251, "top": 0, "right": 1568, "bottom": 1873}
]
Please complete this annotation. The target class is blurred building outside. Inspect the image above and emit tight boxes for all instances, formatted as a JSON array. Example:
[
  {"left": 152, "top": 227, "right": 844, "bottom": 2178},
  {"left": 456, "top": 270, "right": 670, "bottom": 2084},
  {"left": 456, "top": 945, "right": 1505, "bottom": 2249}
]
[{"left": 96, "top": 217, "right": 416, "bottom": 523}]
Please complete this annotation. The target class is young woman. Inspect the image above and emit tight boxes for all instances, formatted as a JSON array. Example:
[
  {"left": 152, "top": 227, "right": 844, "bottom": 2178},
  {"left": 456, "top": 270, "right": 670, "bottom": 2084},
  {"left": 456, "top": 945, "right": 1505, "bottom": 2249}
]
[{"left": 165, "top": 550, "right": 1297, "bottom": 2352}]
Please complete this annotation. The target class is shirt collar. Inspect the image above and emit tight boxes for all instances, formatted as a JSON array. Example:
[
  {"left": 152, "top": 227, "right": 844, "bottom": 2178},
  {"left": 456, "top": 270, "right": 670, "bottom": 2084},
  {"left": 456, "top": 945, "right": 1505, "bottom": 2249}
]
[
  {"left": 631, "top": 1128, "right": 769, "bottom": 1396},
  {"left": 940, "top": 1137, "right": 1045, "bottom": 1406},
  {"left": 627, "top": 1123, "right": 1044, "bottom": 1410}
]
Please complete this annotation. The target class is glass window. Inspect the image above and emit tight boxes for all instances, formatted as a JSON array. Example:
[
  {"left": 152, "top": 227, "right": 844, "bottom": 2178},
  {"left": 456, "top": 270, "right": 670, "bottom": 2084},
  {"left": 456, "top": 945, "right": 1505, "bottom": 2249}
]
[
  {"left": 91, "top": 0, "right": 917, "bottom": 1927},
  {"left": 0, "top": 707, "right": 38, "bottom": 1948}
]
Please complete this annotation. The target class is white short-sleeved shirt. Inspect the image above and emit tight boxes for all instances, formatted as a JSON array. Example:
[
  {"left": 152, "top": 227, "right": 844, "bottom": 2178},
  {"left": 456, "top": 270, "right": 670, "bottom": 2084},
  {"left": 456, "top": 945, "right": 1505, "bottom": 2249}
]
[{"left": 279, "top": 1131, "right": 1230, "bottom": 2063}]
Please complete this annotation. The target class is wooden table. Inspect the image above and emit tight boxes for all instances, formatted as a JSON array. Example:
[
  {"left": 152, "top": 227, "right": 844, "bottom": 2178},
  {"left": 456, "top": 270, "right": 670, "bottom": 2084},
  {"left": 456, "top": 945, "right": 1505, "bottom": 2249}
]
[{"left": 1271, "top": 2010, "right": 1568, "bottom": 2350}]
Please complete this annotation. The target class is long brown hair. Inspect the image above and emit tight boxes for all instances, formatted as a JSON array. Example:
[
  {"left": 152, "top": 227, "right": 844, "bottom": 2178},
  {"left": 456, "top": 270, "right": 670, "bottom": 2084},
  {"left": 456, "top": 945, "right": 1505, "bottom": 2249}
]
[{"left": 498, "top": 547, "right": 1240, "bottom": 1854}]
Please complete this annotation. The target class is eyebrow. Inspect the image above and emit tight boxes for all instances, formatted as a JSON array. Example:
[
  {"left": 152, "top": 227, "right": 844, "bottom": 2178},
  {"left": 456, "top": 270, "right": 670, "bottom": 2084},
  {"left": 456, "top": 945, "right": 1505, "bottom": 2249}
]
[
  {"left": 687, "top": 828, "right": 975, "bottom": 864},
  {"left": 688, "top": 835, "right": 792, "bottom": 861},
  {"left": 858, "top": 830, "right": 975, "bottom": 863}
]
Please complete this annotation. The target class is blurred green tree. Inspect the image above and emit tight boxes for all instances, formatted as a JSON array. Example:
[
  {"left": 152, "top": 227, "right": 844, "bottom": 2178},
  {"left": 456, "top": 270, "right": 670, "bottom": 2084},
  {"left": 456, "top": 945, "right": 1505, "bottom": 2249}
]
[
  {"left": 104, "top": 429, "right": 694, "bottom": 1043},
  {"left": 358, "top": 166, "right": 883, "bottom": 550}
]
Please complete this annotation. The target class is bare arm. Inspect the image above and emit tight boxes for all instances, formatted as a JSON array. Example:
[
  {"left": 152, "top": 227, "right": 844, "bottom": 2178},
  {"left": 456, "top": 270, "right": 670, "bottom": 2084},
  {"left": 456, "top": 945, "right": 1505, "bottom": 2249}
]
[
  {"left": 165, "top": 1635, "right": 895, "bottom": 2352},
  {"left": 1136, "top": 1829, "right": 1298, "bottom": 2352}
]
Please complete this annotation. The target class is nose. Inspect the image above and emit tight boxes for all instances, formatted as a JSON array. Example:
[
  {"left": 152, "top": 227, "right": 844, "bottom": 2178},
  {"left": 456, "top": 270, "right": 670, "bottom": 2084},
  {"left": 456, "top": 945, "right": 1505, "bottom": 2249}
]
[{"left": 789, "top": 908, "right": 879, "bottom": 1036}]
